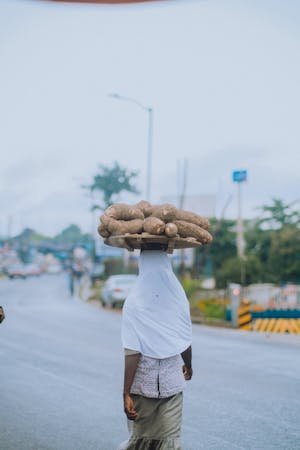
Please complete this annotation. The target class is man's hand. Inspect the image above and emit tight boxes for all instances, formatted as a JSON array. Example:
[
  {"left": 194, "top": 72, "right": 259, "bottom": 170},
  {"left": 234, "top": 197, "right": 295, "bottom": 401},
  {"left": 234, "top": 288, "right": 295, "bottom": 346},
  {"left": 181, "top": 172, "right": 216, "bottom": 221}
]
[
  {"left": 182, "top": 365, "right": 193, "bottom": 380},
  {"left": 181, "top": 345, "right": 192, "bottom": 379},
  {"left": 0, "top": 306, "right": 5, "bottom": 324},
  {"left": 123, "top": 393, "right": 138, "bottom": 421}
]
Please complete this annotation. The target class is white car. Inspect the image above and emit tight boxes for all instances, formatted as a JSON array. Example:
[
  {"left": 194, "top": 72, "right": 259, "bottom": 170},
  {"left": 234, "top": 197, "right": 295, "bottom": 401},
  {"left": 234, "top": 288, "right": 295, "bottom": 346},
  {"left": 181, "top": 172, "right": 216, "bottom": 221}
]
[
  {"left": 24, "top": 264, "right": 42, "bottom": 277},
  {"left": 101, "top": 274, "right": 137, "bottom": 308},
  {"left": 6, "top": 264, "right": 27, "bottom": 279},
  {"left": 47, "top": 264, "right": 62, "bottom": 274}
]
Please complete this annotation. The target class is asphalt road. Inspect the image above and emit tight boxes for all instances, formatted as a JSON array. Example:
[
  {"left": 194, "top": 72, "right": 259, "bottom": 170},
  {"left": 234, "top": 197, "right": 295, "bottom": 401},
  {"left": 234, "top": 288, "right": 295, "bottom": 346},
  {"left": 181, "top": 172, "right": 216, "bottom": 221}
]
[{"left": 1, "top": 275, "right": 300, "bottom": 450}]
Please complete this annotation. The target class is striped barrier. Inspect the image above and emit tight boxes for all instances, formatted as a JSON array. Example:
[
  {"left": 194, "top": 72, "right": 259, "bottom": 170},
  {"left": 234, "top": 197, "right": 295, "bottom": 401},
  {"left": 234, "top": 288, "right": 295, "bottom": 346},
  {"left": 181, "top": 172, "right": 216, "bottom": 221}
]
[
  {"left": 253, "top": 318, "right": 300, "bottom": 334},
  {"left": 237, "top": 301, "right": 252, "bottom": 331}
]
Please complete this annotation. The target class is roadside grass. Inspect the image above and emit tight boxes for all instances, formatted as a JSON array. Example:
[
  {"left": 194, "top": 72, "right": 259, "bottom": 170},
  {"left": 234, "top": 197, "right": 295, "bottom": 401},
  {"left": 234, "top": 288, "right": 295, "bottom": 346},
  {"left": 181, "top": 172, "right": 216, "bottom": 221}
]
[
  {"left": 179, "top": 276, "right": 231, "bottom": 327},
  {"left": 86, "top": 280, "right": 103, "bottom": 302}
]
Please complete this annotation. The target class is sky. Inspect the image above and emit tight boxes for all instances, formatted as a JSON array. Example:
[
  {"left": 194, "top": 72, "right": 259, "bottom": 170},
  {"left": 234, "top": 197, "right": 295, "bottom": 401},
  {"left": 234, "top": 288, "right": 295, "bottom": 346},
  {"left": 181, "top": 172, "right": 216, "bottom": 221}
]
[{"left": 0, "top": 0, "right": 299, "bottom": 236}]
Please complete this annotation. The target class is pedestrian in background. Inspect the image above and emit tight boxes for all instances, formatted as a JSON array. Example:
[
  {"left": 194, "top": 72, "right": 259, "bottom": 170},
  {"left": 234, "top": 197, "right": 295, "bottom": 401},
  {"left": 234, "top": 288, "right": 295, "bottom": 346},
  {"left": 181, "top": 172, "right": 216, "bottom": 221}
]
[{"left": 119, "top": 244, "right": 193, "bottom": 450}]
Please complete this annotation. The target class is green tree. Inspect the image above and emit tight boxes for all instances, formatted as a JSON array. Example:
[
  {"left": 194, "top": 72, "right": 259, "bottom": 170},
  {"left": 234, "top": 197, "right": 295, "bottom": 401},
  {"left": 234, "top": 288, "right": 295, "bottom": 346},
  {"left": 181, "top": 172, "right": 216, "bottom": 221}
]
[
  {"left": 258, "top": 198, "right": 299, "bottom": 229},
  {"left": 54, "top": 224, "right": 92, "bottom": 246},
  {"left": 245, "top": 222, "right": 272, "bottom": 279},
  {"left": 215, "top": 254, "right": 263, "bottom": 287},
  {"left": 209, "top": 218, "right": 237, "bottom": 269},
  {"left": 85, "top": 161, "right": 140, "bottom": 210},
  {"left": 196, "top": 218, "right": 236, "bottom": 277},
  {"left": 206, "top": 198, "right": 299, "bottom": 287},
  {"left": 249, "top": 198, "right": 299, "bottom": 283},
  {"left": 267, "top": 225, "right": 300, "bottom": 283}
]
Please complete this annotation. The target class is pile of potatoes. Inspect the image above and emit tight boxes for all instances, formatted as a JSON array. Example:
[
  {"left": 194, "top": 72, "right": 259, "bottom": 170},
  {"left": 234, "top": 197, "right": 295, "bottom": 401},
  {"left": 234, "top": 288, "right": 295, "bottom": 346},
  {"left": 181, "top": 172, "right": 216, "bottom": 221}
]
[{"left": 98, "top": 201, "right": 213, "bottom": 245}]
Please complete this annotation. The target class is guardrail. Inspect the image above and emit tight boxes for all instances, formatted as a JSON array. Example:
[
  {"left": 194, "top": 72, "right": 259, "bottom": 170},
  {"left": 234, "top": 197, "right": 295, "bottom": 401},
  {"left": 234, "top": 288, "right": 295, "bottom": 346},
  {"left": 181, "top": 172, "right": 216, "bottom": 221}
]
[
  {"left": 251, "top": 309, "right": 300, "bottom": 319},
  {"left": 252, "top": 318, "right": 300, "bottom": 334},
  {"left": 226, "top": 305, "right": 300, "bottom": 334}
]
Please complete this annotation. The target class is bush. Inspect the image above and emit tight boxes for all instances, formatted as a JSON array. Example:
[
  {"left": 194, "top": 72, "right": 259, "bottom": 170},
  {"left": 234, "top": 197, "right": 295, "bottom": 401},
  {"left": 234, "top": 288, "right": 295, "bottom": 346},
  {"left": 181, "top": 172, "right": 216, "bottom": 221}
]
[
  {"left": 180, "top": 276, "right": 201, "bottom": 299},
  {"left": 104, "top": 258, "right": 124, "bottom": 276},
  {"left": 191, "top": 298, "right": 227, "bottom": 320}
]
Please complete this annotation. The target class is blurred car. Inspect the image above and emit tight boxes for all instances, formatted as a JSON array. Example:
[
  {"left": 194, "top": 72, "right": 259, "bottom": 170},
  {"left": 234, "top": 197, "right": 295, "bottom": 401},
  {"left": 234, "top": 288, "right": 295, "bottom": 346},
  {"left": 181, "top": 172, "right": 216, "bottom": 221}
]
[
  {"left": 46, "top": 264, "right": 62, "bottom": 274},
  {"left": 101, "top": 274, "right": 137, "bottom": 308},
  {"left": 24, "top": 264, "right": 42, "bottom": 277},
  {"left": 6, "top": 264, "right": 27, "bottom": 279}
]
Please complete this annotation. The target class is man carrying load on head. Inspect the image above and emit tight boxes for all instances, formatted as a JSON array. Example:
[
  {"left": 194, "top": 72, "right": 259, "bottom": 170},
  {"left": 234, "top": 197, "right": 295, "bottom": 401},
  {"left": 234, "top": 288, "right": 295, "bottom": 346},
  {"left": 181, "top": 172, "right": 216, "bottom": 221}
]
[{"left": 120, "top": 243, "right": 193, "bottom": 450}]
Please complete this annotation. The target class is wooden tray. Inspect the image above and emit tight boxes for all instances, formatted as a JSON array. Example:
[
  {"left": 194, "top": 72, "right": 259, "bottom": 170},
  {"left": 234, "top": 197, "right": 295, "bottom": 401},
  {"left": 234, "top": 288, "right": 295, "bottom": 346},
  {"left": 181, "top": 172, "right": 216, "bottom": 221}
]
[{"left": 104, "top": 233, "right": 202, "bottom": 254}]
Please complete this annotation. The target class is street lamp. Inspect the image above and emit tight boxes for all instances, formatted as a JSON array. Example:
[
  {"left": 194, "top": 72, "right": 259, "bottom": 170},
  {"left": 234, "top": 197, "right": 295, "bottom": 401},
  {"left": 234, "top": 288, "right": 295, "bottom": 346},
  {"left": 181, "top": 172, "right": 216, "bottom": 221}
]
[{"left": 109, "top": 93, "right": 153, "bottom": 202}]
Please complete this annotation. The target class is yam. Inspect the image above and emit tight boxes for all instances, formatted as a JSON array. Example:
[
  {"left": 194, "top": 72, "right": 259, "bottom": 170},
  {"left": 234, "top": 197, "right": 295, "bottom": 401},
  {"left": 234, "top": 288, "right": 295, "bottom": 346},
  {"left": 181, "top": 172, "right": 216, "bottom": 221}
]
[
  {"left": 150, "top": 204, "right": 178, "bottom": 223},
  {"left": 165, "top": 222, "right": 178, "bottom": 238},
  {"left": 105, "top": 203, "right": 144, "bottom": 221},
  {"left": 135, "top": 200, "right": 153, "bottom": 217},
  {"left": 107, "top": 218, "right": 144, "bottom": 235},
  {"left": 174, "top": 220, "right": 213, "bottom": 243},
  {"left": 100, "top": 214, "right": 111, "bottom": 228},
  {"left": 97, "top": 223, "right": 110, "bottom": 238},
  {"left": 175, "top": 209, "right": 210, "bottom": 230},
  {"left": 143, "top": 217, "right": 165, "bottom": 235}
]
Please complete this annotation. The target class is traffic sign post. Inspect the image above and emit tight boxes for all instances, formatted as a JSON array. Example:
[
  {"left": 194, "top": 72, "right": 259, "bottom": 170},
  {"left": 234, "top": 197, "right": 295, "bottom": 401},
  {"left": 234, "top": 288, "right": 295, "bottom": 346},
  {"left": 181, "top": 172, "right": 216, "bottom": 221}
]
[
  {"left": 232, "top": 170, "right": 247, "bottom": 183},
  {"left": 229, "top": 283, "right": 241, "bottom": 327},
  {"left": 232, "top": 170, "right": 247, "bottom": 261}
]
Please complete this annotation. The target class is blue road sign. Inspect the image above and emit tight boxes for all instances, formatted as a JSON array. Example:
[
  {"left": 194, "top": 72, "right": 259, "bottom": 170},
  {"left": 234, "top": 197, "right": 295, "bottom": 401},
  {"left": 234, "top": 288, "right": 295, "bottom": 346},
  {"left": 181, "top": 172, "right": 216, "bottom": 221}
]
[{"left": 232, "top": 170, "right": 247, "bottom": 183}]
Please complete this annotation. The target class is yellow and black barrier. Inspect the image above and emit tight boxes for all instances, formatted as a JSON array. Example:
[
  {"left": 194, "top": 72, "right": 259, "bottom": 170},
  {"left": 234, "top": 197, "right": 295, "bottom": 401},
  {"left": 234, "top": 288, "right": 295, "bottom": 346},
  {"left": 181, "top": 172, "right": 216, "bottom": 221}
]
[
  {"left": 237, "top": 301, "right": 252, "bottom": 331},
  {"left": 253, "top": 318, "right": 300, "bottom": 334}
]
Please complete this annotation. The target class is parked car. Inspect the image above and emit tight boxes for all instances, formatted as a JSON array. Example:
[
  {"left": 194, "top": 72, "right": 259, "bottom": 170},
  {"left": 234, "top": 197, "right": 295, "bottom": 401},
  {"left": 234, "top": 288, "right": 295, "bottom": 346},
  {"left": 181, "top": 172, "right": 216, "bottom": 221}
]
[
  {"left": 101, "top": 274, "right": 137, "bottom": 308},
  {"left": 46, "top": 264, "right": 62, "bottom": 274},
  {"left": 24, "top": 264, "right": 42, "bottom": 277},
  {"left": 6, "top": 264, "right": 27, "bottom": 279}
]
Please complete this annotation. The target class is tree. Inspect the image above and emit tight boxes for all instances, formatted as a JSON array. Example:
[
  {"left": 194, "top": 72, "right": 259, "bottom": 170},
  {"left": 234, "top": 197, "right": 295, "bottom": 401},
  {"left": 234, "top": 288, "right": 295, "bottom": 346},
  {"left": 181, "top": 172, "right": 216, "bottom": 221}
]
[
  {"left": 258, "top": 198, "right": 299, "bottom": 229},
  {"left": 245, "top": 222, "right": 272, "bottom": 278},
  {"left": 54, "top": 225, "right": 92, "bottom": 246},
  {"left": 193, "top": 218, "right": 237, "bottom": 281},
  {"left": 84, "top": 162, "right": 140, "bottom": 210},
  {"left": 203, "top": 198, "right": 299, "bottom": 287},
  {"left": 215, "top": 255, "right": 263, "bottom": 288},
  {"left": 249, "top": 198, "right": 300, "bottom": 283},
  {"left": 267, "top": 225, "right": 300, "bottom": 283}
]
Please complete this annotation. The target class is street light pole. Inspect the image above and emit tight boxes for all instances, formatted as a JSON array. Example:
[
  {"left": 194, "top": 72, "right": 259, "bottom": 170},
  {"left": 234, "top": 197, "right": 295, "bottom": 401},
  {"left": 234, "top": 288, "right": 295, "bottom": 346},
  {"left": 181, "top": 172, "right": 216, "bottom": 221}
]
[
  {"left": 237, "top": 181, "right": 245, "bottom": 259},
  {"left": 109, "top": 93, "right": 153, "bottom": 202},
  {"left": 146, "top": 107, "right": 153, "bottom": 201}
]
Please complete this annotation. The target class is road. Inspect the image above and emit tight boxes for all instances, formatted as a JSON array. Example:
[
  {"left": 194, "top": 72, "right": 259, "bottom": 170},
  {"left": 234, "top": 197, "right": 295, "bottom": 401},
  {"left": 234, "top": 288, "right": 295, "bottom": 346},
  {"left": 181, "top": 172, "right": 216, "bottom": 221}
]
[{"left": 1, "top": 275, "right": 300, "bottom": 450}]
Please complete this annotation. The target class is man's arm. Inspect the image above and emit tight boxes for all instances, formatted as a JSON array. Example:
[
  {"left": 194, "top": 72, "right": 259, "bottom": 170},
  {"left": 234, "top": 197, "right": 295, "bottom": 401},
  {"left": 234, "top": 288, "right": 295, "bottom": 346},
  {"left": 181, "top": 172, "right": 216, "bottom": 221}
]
[
  {"left": 123, "top": 353, "right": 140, "bottom": 420},
  {"left": 181, "top": 345, "right": 193, "bottom": 380},
  {"left": 0, "top": 306, "right": 5, "bottom": 324}
]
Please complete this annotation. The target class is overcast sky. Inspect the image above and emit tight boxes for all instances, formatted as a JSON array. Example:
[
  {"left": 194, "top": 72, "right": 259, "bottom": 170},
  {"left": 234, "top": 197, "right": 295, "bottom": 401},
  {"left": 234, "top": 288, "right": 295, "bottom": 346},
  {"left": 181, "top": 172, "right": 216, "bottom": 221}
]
[{"left": 0, "top": 0, "right": 299, "bottom": 236}]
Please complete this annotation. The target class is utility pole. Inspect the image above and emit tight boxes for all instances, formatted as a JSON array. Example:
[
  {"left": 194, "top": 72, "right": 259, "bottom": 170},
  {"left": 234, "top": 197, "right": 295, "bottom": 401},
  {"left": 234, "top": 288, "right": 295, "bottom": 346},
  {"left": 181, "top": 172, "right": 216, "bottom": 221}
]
[
  {"left": 178, "top": 158, "right": 188, "bottom": 209},
  {"left": 146, "top": 107, "right": 153, "bottom": 202},
  {"left": 236, "top": 181, "right": 245, "bottom": 259},
  {"left": 109, "top": 93, "right": 153, "bottom": 202}
]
